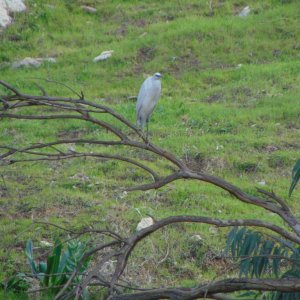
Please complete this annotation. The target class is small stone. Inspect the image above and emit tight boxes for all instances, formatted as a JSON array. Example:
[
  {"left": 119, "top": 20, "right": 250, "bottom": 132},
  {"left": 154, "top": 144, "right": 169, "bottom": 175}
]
[
  {"left": 119, "top": 191, "right": 128, "bottom": 199},
  {"left": 236, "top": 64, "right": 243, "bottom": 69},
  {"left": 40, "top": 240, "right": 53, "bottom": 247},
  {"left": 70, "top": 173, "right": 90, "bottom": 182},
  {"left": 81, "top": 5, "right": 97, "bottom": 13},
  {"left": 67, "top": 145, "right": 76, "bottom": 153},
  {"left": 258, "top": 180, "right": 266, "bottom": 186},
  {"left": 136, "top": 217, "right": 154, "bottom": 231},
  {"left": 190, "top": 234, "right": 202, "bottom": 241},
  {"left": 139, "top": 32, "right": 147, "bottom": 38},
  {"left": 100, "top": 260, "right": 116, "bottom": 276},
  {"left": 11, "top": 57, "right": 56, "bottom": 69},
  {"left": 239, "top": 6, "right": 251, "bottom": 17},
  {"left": 93, "top": 50, "right": 114, "bottom": 62}
]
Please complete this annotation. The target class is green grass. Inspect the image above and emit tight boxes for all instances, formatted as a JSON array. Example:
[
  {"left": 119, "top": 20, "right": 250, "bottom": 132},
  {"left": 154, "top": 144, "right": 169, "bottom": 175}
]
[{"left": 1, "top": 0, "right": 300, "bottom": 295}]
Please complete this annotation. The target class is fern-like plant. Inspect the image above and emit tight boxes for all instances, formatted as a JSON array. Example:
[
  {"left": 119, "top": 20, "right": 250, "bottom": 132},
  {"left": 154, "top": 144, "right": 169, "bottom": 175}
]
[
  {"left": 226, "top": 227, "right": 300, "bottom": 299},
  {"left": 289, "top": 159, "right": 300, "bottom": 197},
  {"left": 25, "top": 238, "right": 91, "bottom": 298}
]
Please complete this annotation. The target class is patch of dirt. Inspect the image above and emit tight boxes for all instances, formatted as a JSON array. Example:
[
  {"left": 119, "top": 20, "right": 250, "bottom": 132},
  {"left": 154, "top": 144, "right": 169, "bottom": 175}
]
[
  {"left": 132, "top": 63, "right": 144, "bottom": 75},
  {"left": 0, "top": 185, "right": 9, "bottom": 198},
  {"left": 206, "top": 62, "right": 236, "bottom": 70},
  {"left": 282, "top": 142, "right": 300, "bottom": 150},
  {"left": 202, "top": 93, "right": 224, "bottom": 103},
  {"left": 273, "top": 49, "right": 282, "bottom": 57},
  {"left": 262, "top": 145, "right": 280, "bottom": 153},
  {"left": 232, "top": 87, "right": 253, "bottom": 97},
  {"left": 134, "top": 19, "right": 147, "bottom": 27},
  {"left": 28, "top": 204, "right": 83, "bottom": 219},
  {"left": 170, "top": 53, "right": 201, "bottom": 76},
  {"left": 234, "top": 161, "right": 259, "bottom": 173},
  {"left": 17, "top": 186, "right": 43, "bottom": 199},
  {"left": 104, "top": 204, "right": 132, "bottom": 235},
  {"left": 183, "top": 153, "right": 228, "bottom": 173},
  {"left": 7, "top": 34, "right": 22, "bottom": 41},
  {"left": 115, "top": 23, "right": 128, "bottom": 37},
  {"left": 137, "top": 46, "right": 156, "bottom": 63},
  {"left": 201, "top": 250, "right": 232, "bottom": 275},
  {"left": 285, "top": 116, "right": 300, "bottom": 129}
]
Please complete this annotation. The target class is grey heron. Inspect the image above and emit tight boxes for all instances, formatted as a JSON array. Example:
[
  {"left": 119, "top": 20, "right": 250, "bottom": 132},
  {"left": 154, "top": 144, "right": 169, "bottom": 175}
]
[{"left": 136, "top": 72, "right": 162, "bottom": 138}]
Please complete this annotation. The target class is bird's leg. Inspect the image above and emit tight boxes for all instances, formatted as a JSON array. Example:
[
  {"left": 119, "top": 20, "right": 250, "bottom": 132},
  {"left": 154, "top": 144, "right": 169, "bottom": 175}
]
[{"left": 146, "top": 121, "right": 149, "bottom": 143}]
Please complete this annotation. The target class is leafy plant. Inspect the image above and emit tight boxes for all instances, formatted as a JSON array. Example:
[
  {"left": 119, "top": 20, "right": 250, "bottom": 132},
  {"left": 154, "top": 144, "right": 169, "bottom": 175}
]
[
  {"left": 25, "top": 238, "right": 91, "bottom": 297},
  {"left": 226, "top": 227, "right": 300, "bottom": 299},
  {"left": 289, "top": 159, "right": 300, "bottom": 197},
  {"left": 0, "top": 273, "right": 30, "bottom": 293}
]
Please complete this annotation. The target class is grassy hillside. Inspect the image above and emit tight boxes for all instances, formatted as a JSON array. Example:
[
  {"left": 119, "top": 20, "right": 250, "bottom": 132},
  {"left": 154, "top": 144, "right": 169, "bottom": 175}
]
[{"left": 1, "top": 0, "right": 300, "bottom": 296}]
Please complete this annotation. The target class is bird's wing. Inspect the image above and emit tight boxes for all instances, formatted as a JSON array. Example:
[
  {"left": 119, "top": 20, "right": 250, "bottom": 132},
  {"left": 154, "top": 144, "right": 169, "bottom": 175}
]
[
  {"left": 136, "top": 77, "right": 150, "bottom": 115},
  {"left": 152, "top": 80, "right": 161, "bottom": 104}
]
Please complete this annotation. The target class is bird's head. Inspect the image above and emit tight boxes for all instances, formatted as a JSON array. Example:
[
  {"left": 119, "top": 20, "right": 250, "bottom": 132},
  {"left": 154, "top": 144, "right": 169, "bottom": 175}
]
[{"left": 153, "top": 72, "right": 162, "bottom": 80}]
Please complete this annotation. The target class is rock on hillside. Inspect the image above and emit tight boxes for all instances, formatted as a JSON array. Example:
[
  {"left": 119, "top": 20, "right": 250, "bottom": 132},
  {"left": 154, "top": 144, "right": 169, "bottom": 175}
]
[{"left": 0, "top": 0, "right": 26, "bottom": 28}]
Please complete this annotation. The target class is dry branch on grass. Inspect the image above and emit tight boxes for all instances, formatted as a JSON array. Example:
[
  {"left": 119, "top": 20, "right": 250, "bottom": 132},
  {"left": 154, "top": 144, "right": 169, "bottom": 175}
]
[{"left": 1, "top": 80, "right": 300, "bottom": 299}]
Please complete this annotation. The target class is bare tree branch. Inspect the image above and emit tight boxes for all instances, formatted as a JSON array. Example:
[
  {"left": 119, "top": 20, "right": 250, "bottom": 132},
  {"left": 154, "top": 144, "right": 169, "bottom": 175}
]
[
  {"left": 109, "top": 278, "right": 300, "bottom": 300},
  {"left": 1, "top": 80, "right": 300, "bottom": 299},
  {"left": 257, "top": 187, "right": 290, "bottom": 211}
]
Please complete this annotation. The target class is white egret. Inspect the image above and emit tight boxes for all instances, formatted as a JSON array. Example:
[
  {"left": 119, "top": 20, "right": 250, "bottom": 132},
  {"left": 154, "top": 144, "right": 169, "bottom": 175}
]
[{"left": 136, "top": 72, "right": 162, "bottom": 138}]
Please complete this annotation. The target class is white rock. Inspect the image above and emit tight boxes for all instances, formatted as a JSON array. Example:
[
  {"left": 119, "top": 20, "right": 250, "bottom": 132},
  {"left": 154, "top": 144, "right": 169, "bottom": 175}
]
[
  {"left": 139, "top": 32, "right": 147, "bottom": 38},
  {"left": 5, "top": 0, "right": 26, "bottom": 12},
  {"left": 136, "top": 217, "right": 154, "bottom": 231},
  {"left": 67, "top": 145, "right": 76, "bottom": 153},
  {"left": 93, "top": 50, "right": 114, "bottom": 62},
  {"left": 40, "top": 240, "right": 53, "bottom": 247},
  {"left": 0, "top": 0, "right": 26, "bottom": 28},
  {"left": 81, "top": 5, "right": 97, "bottom": 13},
  {"left": 119, "top": 191, "right": 128, "bottom": 199},
  {"left": 100, "top": 260, "right": 116, "bottom": 276},
  {"left": 236, "top": 64, "right": 243, "bottom": 69},
  {"left": 258, "top": 180, "right": 266, "bottom": 186},
  {"left": 11, "top": 57, "right": 56, "bottom": 68},
  {"left": 69, "top": 173, "right": 90, "bottom": 182},
  {"left": 0, "top": 0, "right": 11, "bottom": 28},
  {"left": 190, "top": 234, "right": 202, "bottom": 241},
  {"left": 239, "top": 6, "right": 251, "bottom": 17}
]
